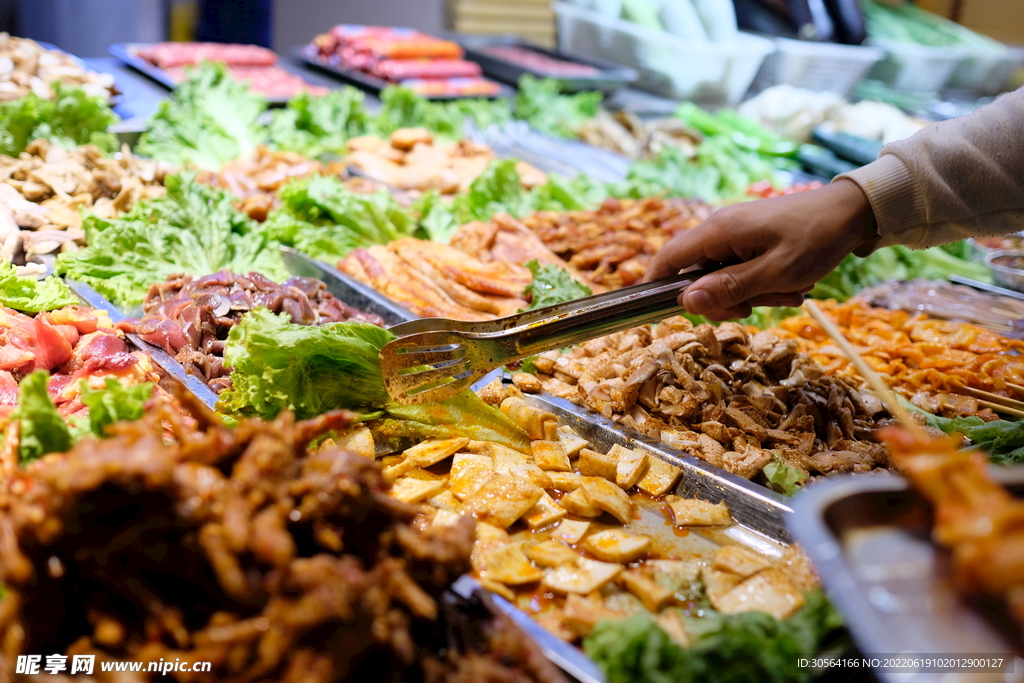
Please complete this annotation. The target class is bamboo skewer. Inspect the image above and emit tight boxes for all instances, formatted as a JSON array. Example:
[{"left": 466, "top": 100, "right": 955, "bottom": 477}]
[
  {"left": 1007, "top": 382, "right": 1024, "bottom": 396},
  {"left": 975, "top": 400, "right": 1024, "bottom": 419},
  {"left": 951, "top": 384, "right": 1024, "bottom": 416},
  {"left": 802, "top": 300, "right": 929, "bottom": 442}
]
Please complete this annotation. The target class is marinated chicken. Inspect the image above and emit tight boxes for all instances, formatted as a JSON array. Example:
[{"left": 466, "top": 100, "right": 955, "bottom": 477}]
[
  {"left": 358, "top": 380, "right": 819, "bottom": 645},
  {"left": 0, "top": 139, "right": 171, "bottom": 274},
  {"left": 0, "top": 395, "right": 565, "bottom": 683},
  {"left": 531, "top": 316, "right": 893, "bottom": 482},
  {"left": 346, "top": 129, "right": 546, "bottom": 195},
  {"left": 0, "top": 33, "right": 115, "bottom": 101},
  {"left": 776, "top": 299, "right": 1024, "bottom": 419},
  {"left": 119, "top": 271, "right": 383, "bottom": 393}
]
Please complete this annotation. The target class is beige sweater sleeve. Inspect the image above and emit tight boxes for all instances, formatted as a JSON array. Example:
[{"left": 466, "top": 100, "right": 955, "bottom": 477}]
[{"left": 837, "top": 86, "right": 1024, "bottom": 250}]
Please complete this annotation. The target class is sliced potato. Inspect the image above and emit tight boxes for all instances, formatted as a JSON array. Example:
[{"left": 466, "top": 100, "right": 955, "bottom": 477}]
[
  {"left": 458, "top": 475, "right": 544, "bottom": 529},
  {"left": 620, "top": 569, "right": 673, "bottom": 612},
  {"left": 615, "top": 447, "right": 648, "bottom": 489},
  {"left": 552, "top": 519, "right": 590, "bottom": 545},
  {"left": 548, "top": 472, "right": 584, "bottom": 492},
  {"left": 560, "top": 488, "right": 601, "bottom": 518},
  {"left": 713, "top": 568, "right": 806, "bottom": 620},
  {"left": 542, "top": 558, "right": 623, "bottom": 594},
  {"left": 532, "top": 440, "right": 572, "bottom": 472},
  {"left": 669, "top": 498, "right": 732, "bottom": 526},
  {"left": 480, "top": 543, "right": 544, "bottom": 585},
  {"left": 712, "top": 545, "right": 773, "bottom": 578},
  {"left": 336, "top": 425, "right": 375, "bottom": 458},
  {"left": 637, "top": 457, "right": 683, "bottom": 497},
  {"left": 577, "top": 448, "right": 618, "bottom": 481},
  {"left": 523, "top": 491, "right": 568, "bottom": 530},
  {"left": 583, "top": 529, "right": 651, "bottom": 563},
  {"left": 524, "top": 540, "right": 579, "bottom": 568},
  {"left": 581, "top": 477, "right": 634, "bottom": 524},
  {"left": 390, "top": 476, "right": 447, "bottom": 504}
]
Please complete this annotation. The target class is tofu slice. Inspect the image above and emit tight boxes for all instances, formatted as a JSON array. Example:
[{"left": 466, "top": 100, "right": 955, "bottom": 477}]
[
  {"left": 532, "top": 440, "right": 572, "bottom": 472},
  {"left": 702, "top": 566, "right": 744, "bottom": 606},
  {"left": 582, "top": 529, "right": 651, "bottom": 563},
  {"left": 548, "top": 472, "right": 584, "bottom": 492},
  {"left": 713, "top": 568, "right": 806, "bottom": 620},
  {"left": 577, "top": 448, "right": 618, "bottom": 481},
  {"left": 620, "top": 570, "right": 673, "bottom": 612},
  {"left": 647, "top": 559, "right": 701, "bottom": 589},
  {"left": 563, "top": 593, "right": 623, "bottom": 639},
  {"left": 489, "top": 443, "right": 529, "bottom": 469},
  {"left": 524, "top": 540, "right": 580, "bottom": 568},
  {"left": 336, "top": 425, "right": 375, "bottom": 458},
  {"left": 390, "top": 476, "right": 447, "bottom": 504},
  {"left": 479, "top": 543, "right": 544, "bottom": 585},
  {"left": 523, "top": 491, "right": 568, "bottom": 530},
  {"left": 615, "top": 447, "right": 649, "bottom": 490},
  {"left": 431, "top": 509, "right": 462, "bottom": 528},
  {"left": 669, "top": 499, "right": 732, "bottom": 527},
  {"left": 450, "top": 452, "right": 495, "bottom": 500},
  {"left": 712, "top": 545, "right": 773, "bottom": 578},
  {"left": 477, "top": 578, "right": 516, "bottom": 602},
  {"left": 552, "top": 519, "right": 590, "bottom": 545},
  {"left": 656, "top": 611, "right": 691, "bottom": 648},
  {"left": 559, "top": 432, "right": 590, "bottom": 459},
  {"left": 778, "top": 546, "right": 819, "bottom": 592},
  {"left": 426, "top": 489, "right": 461, "bottom": 511},
  {"left": 404, "top": 437, "right": 470, "bottom": 467},
  {"left": 451, "top": 452, "right": 494, "bottom": 476},
  {"left": 471, "top": 522, "right": 511, "bottom": 575},
  {"left": 497, "top": 462, "right": 553, "bottom": 491},
  {"left": 637, "top": 457, "right": 683, "bottom": 497},
  {"left": 559, "top": 488, "right": 601, "bottom": 518},
  {"left": 500, "top": 396, "right": 558, "bottom": 440},
  {"left": 535, "top": 608, "right": 576, "bottom": 642},
  {"left": 581, "top": 477, "right": 635, "bottom": 524},
  {"left": 542, "top": 558, "right": 623, "bottom": 594},
  {"left": 458, "top": 475, "right": 544, "bottom": 529},
  {"left": 381, "top": 458, "right": 419, "bottom": 482}
]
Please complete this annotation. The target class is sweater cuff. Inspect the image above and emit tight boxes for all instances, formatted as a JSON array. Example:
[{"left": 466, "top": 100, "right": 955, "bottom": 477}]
[{"left": 835, "top": 155, "right": 926, "bottom": 248}]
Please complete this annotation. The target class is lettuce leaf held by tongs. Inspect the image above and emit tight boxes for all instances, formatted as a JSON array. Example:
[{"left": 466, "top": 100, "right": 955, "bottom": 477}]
[{"left": 216, "top": 308, "right": 530, "bottom": 451}]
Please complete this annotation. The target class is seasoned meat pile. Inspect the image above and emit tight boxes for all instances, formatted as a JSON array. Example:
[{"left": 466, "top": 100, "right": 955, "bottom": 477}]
[
  {"left": 532, "top": 317, "right": 894, "bottom": 482},
  {"left": 0, "top": 396, "right": 564, "bottom": 683},
  {"left": 120, "top": 271, "right": 384, "bottom": 393},
  {"left": 513, "top": 197, "right": 713, "bottom": 289}
]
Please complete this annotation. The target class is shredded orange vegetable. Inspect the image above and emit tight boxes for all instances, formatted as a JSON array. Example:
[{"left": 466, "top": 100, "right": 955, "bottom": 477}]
[{"left": 775, "top": 300, "right": 1024, "bottom": 419}]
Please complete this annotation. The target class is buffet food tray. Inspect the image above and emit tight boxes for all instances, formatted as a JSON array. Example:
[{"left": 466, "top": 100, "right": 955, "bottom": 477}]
[
  {"left": 455, "top": 35, "right": 638, "bottom": 93},
  {"left": 293, "top": 44, "right": 517, "bottom": 100},
  {"left": 108, "top": 43, "right": 340, "bottom": 105},
  {"left": 790, "top": 470, "right": 1024, "bottom": 683}
]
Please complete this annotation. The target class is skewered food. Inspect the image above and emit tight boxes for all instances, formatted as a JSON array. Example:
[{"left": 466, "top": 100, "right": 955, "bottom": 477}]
[
  {"left": 487, "top": 197, "right": 712, "bottom": 289},
  {"left": 119, "top": 271, "right": 384, "bottom": 393},
  {"left": 0, "top": 396, "right": 564, "bottom": 682},
  {"left": 531, "top": 317, "right": 893, "bottom": 482},
  {"left": 346, "top": 129, "right": 546, "bottom": 194},
  {"left": 775, "top": 299, "right": 1024, "bottom": 418},
  {"left": 0, "top": 33, "right": 115, "bottom": 101},
  {"left": 0, "top": 139, "right": 170, "bottom": 274},
  {"left": 859, "top": 279, "right": 1024, "bottom": 337}
]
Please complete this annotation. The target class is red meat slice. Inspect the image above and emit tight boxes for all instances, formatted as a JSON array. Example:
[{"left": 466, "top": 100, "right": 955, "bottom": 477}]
[{"left": 33, "top": 317, "right": 73, "bottom": 371}]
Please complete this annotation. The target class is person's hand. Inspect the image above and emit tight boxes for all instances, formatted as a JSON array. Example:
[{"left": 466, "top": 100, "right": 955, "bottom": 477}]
[{"left": 644, "top": 180, "right": 877, "bottom": 320}]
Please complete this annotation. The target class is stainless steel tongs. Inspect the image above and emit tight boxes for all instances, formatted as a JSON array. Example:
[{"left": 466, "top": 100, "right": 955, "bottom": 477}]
[{"left": 380, "top": 267, "right": 719, "bottom": 405}]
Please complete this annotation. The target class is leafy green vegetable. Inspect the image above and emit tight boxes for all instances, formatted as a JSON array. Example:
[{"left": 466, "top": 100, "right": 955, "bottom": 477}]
[
  {"left": 267, "top": 87, "right": 369, "bottom": 157},
  {"left": 763, "top": 458, "right": 807, "bottom": 495},
  {"left": 584, "top": 590, "right": 842, "bottom": 683},
  {"left": 810, "top": 244, "right": 990, "bottom": 301},
  {"left": 412, "top": 191, "right": 459, "bottom": 244},
  {"left": 370, "top": 86, "right": 511, "bottom": 141},
  {"left": 137, "top": 62, "right": 266, "bottom": 171},
  {"left": 921, "top": 412, "right": 1024, "bottom": 464},
  {"left": 264, "top": 175, "right": 418, "bottom": 261},
  {"left": 523, "top": 259, "right": 592, "bottom": 310},
  {"left": 218, "top": 308, "right": 529, "bottom": 450},
  {"left": 14, "top": 370, "right": 73, "bottom": 464},
  {"left": 0, "top": 83, "right": 117, "bottom": 156},
  {"left": 452, "top": 159, "right": 538, "bottom": 223},
  {"left": 0, "top": 262, "right": 79, "bottom": 313},
  {"left": 514, "top": 75, "right": 602, "bottom": 139},
  {"left": 76, "top": 377, "right": 153, "bottom": 439},
  {"left": 56, "top": 173, "right": 285, "bottom": 307},
  {"left": 530, "top": 172, "right": 610, "bottom": 212}
]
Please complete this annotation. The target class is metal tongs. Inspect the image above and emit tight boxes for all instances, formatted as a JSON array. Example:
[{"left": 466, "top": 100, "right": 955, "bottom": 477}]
[{"left": 380, "top": 266, "right": 720, "bottom": 404}]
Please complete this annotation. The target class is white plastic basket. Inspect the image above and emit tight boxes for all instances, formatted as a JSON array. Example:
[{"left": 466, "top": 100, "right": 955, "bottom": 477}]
[
  {"left": 553, "top": 1, "right": 774, "bottom": 104},
  {"left": 948, "top": 47, "right": 1024, "bottom": 96},
  {"left": 866, "top": 37, "right": 967, "bottom": 93},
  {"left": 750, "top": 38, "right": 885, "bottom": 99}
]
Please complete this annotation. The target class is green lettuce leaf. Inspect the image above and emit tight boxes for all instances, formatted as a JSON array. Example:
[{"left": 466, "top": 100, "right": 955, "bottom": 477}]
[
  {"left": 218, "top": 308, "right": 529, "bottom": 450},
  {"left": 413, "top": 190, "right": 459, "bottom": 244},
  {"left": 514, "top": 75, "right": 602, "bottom": 139},
  {"left": 267, "top": 87, "right": 369, "bottom": 157},
  {"left": 763, "top": 458, "right": 807, "bottom": 495},
  {"left": 0, "top": 83, "right": 117, "bottom": 156},
  {"left": 370, "top": 86, "right": 512, "bottom": 141},
  {"left": 14, "top": 370, "right": 73, "bottom": 464},
  {"left": 452, "top": 159, "right": 538, "bottom": 223},
  {"left": 523, "top": 259, "right": 592, "bottom": 310},
  {"left": 584, "top": 590, "right": 842, "bottom": 683},
  {"left": 56, "top": 172, "right": 285, "bottom": 307},
  {"left": 264, "top": 175, "right": 419, "bottom": 261},
  {"left": 77, "top": 376, "right": 153, "bottom": 438},
  {"left": 918, "top": 410, "right": 1024, "bottom": 464},
  {"left": 136, "top": 62, "right": 265, "bottom": 171},
  {"left": 0, "top": 262, "right": 78, "bottom": 312}
]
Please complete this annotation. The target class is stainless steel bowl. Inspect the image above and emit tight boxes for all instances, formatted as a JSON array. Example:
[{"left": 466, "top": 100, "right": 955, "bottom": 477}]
[
  {"left": 970, "top": 232, "right": 1024, "bottom": 262},
  {"left": 985, "top": 248, "right": 1024, "bottom": 292}
]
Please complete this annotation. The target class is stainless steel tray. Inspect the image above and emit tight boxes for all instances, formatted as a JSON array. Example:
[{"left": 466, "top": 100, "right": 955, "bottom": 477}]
[{"left": 790, "top": 469, "right": 1024, "bottom": 683}]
